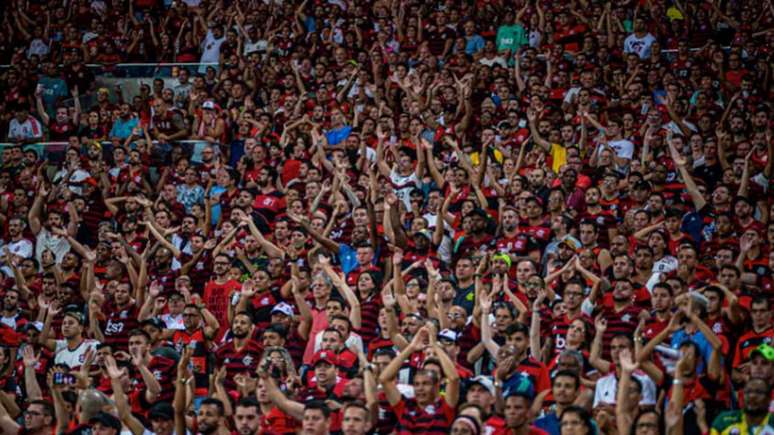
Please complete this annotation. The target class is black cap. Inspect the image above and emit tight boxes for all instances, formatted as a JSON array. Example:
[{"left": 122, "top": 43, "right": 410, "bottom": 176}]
[
  {"left": 469, "top": 208, "right": 489, "bottom": 219},
  {"left": 90, "top": 412, "right": 121, "bottom": 432},
  {"left": 149, "top": 402, "right": 174, "bottom": 421},
  {"left": 141, "top": 317, "right": 165, "bottom": 330}
]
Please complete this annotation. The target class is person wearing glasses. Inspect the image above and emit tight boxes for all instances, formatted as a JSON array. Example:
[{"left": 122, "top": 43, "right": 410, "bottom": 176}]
[
  {"left": 0, "top": 400, "right": 55, "bottom": 435},
  {"left": 710, "top": 378, "right": 773, "bottom": 435}
]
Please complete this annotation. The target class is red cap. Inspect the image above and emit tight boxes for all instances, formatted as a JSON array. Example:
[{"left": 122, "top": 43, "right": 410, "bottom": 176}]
[{"left": 312, "top": 350, "right": 339, "bottom": 367}]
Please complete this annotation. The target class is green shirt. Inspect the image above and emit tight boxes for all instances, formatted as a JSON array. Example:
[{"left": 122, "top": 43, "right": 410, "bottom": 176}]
[{"left": 496, "top": 24, "right": 527, "bottom": 53}]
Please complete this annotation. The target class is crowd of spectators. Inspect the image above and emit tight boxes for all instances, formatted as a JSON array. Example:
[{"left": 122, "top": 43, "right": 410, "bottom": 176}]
[{"left": 0, "top": 0, "right": 773, "bottom": 434}]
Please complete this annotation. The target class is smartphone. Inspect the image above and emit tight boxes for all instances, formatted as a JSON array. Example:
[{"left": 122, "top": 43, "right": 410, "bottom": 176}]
[{"left": 53, "top": 372, "right": 76, "bottom": 385}]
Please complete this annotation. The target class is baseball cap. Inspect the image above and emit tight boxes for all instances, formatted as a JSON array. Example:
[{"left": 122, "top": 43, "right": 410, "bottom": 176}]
[
  {"left": 504, "top": 374, "right": 535, "bottom": 400},
  {"left": 468, "top": 375, "right": 495, "bottom": 396},
  {"left": 750, "top": 343, "right": 774, "bottom": 362},
  {"left": 438, "top": 329, "right": 459, "bottom": 343},
  {"left": 20, "top": 322, "right": 43, "bottom": 332},
  {"left": 312, "top": 351, "right": 339, "bottom": 367},
  {"left": 560, "top": 235, "right": 581, "bottom": 251},
  {"left": 141, "top": 317, "right": 165, "bottom": 331},
  {"left": 202, "top": 100, "right": 217, "bottom": 110},
  {"left": 63, "top": 310, "right": 85, "bottom": 325},
  {"left": 89, "top": 412, "right": 121, "bottom": 432},
  {"left": 149, "top": 402, "right": 174, "bottom": 421},
  {"left": 414, "top": 229, "right": 433, "bottom": 240},
  {"left": 271, "top": 302, "right": 294, "bottom": 317}
]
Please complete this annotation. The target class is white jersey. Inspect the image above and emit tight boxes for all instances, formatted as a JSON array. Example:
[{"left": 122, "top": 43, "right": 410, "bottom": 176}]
[
  {"left": 54, "top": 339, "right": 99, "bottom": 369},
  {"left": 594, "top": 371, "right": 657, "bottom": 407},
  {"left": 623, "top": 33, "right": 657, "bottom": 59},
  {"left": 389, "top": 168, "right": 420, "bottom": 210}
]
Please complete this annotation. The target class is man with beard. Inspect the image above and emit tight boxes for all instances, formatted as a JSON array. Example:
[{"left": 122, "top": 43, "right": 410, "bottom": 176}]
[
  {"left": 196, "top": 398, "right": 230, "bottom": 435},
  {"left": 169, "top": 304, "right": 218, "bottom": 396},
  {"left": 710, "top": 378, "right": 773, "bottom": 435},
  {"left": 496, "top": 206, "right": 532, "bottom": 262},
  {"left": 215, "top": 312, "right": 263, "bottom": 392},
  {"left": 1, "top": 218, "right": 34, "bottom": 269},
  {"left": 109, "top": 103, "right": 139, "bottom": 140},
  {"left": 380, "top": 327, "right": 460, "bottom": 434},
  {"left": 0, "top": 400, "right": 56, "bottom": 435},
  {"left": 0, "top": 288, "right": 28, "bottom": 330},
  {"left": 233, "top": 398, "right": 261, "bottom": 435},
  {"left": 454, "top": 209, "right": 496, "bottom": 261},
  {"left": 29, "top": 184, "right": 73, "bottom": 265},
  {"left": 252, "top": 166, "right": 286, "bottom": 223},
  {"left": 558, "top": 167, "right": 586, "bottom": 213},
  {"left": 117, "top": 148, "right": 151, "bottom": 192},
  {"left": 585, "top": 279, "right": 643, "bottom": 358},
  {"left": 203, "top": 253, "right": 242, "bottom": 330},
  {"left": 35, "top": 86, "right": 80, "bottom": 141},
  {"left": 91, "top": 281, "right": 139, "bottom": 349},
  {"left": 151, "top": 98, "right": 188, "bottom": 144}
]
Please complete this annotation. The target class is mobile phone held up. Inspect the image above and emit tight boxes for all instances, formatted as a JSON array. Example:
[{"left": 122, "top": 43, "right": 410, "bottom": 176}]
[{"left": 53, "top": 372, "right": 76, "bottom": 386}]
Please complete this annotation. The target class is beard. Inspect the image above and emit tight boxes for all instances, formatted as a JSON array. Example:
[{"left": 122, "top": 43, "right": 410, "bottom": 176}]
[
  {"left": 198, "top": 421, "right": 218, "bottom": 434},
  {"left": 232, "top": 329, "right": 249, "bottom": 339}
]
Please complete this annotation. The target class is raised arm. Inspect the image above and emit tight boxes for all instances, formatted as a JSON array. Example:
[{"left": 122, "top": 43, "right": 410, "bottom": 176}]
[
  {"left": 105, "top": 355, "right": 147, "bottom": 435},
  {"left": 589, "top": 315, "right": 612, "bottom": 373},
  {"left": 669, "top": 141, "right": 707, "bottom": 211},
  {"left": 378, "top": 329, "right": 427, "bottom": 406}
]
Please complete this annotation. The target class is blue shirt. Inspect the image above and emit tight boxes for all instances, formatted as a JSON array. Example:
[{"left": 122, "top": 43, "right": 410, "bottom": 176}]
[
  {"left": 325, "top": 125, "right": 353, "bottom": 146},
  {"left": 465, "top": 35, "right": 485, "bottom": 55},
  {"left": 38, "top": 77, "right": 69, "bottom": 116},
  {"left": 535, "top": 412, "right": 560, "bottom": 435},
  {"left": 338, "top": 243, "right": 357, "bottom": 275},
  {"left": 109, "top": 117, "right": 139, "bottom": 140},
  {"left": 671, "top": 329, "right": 715, "bottom": 374}
]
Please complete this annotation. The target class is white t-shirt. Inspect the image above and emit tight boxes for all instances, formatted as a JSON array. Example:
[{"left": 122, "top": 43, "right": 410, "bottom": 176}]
[
  {"left": 8, "top": 116, "right": 43, "bottom": 141},
  {"left": 389, "top": 168, "right": 420, "bottom": 210},
  {"left": 607, "top": 138, "right": 635, "bottom": 160},
  {"left": 3, "top": 238, "right": 34, "bottom": 259},
  {"left": 623, "top": 33, "right": 657, "bottom": 59},
  {"left": 313, "top": 331, "right": 363, "bottom": 354},
  {"left": 593, "top": 371, "right": 657, "bottom": 407},
  {"left": 200, "top": 30, "right": 225, "bottom": 64},
  {"left": 54, "top": 339, "right": 99, "bottom": 368},
  {"left": 162, "top": 313, "right": 185, "bottom": 330}
]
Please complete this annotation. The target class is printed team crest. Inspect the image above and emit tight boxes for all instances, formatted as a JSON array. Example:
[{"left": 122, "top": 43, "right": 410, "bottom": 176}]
[
  {"left": 621, "top": 314, "right": 632, "bottom": 323},
  {"left": 242, "top": 355, "right": 254, "bottom": 366},
  {"left": 424, "top": 404, "right": 435, "bottom": 414}
]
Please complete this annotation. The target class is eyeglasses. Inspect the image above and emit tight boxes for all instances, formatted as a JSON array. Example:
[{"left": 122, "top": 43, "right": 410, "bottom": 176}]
[{"left": 24, "top": 410, "right": 44, "bottom": 417}]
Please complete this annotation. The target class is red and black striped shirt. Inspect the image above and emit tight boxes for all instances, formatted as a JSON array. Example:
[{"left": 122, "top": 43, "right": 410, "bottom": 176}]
[
  {"left": 392, "top": 397, "right": 456, "bottom": 435},
  {"left": 215, "top": 338, "right": 264, "bottom": 391}
]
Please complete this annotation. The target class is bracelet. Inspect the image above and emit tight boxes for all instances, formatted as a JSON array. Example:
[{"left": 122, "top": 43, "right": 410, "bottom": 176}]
[{"left": 673, "top": 379, "right": 682, "bottom": 386}]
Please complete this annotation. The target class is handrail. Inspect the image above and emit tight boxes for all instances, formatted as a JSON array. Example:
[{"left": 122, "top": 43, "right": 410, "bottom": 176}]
[{"left": 0, "top": 140, "right": 213, "bottom": 164}]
